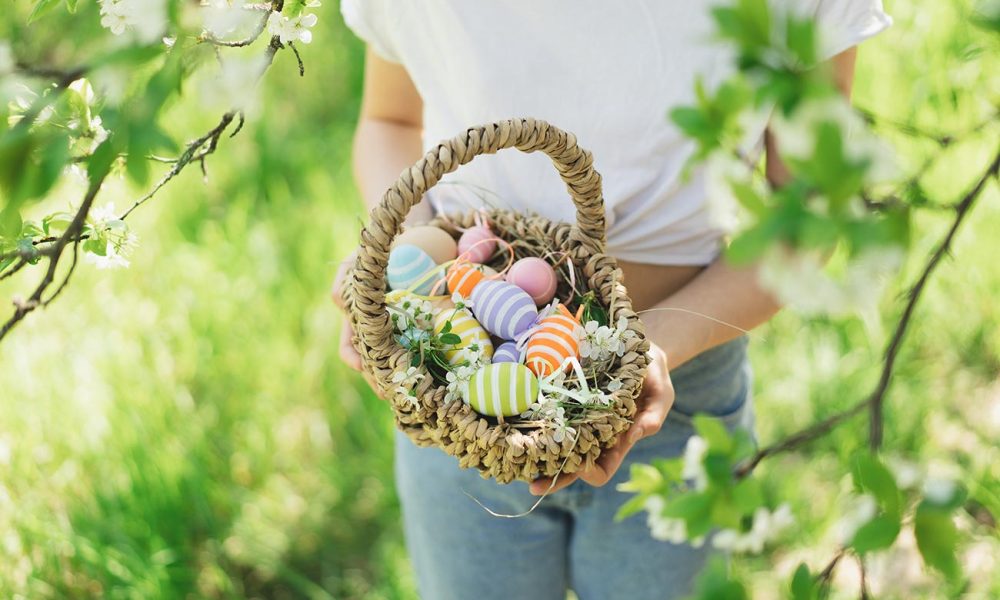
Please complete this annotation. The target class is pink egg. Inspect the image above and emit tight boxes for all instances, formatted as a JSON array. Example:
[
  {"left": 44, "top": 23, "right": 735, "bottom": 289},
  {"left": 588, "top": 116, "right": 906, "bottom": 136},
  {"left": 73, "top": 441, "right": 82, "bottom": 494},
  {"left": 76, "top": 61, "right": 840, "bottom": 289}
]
[
  {"left": 458, "top": 225, "right": 498, "bottom": 264},
  {"left": 506, "top": 257, "right": 558, "bottom": 306}
]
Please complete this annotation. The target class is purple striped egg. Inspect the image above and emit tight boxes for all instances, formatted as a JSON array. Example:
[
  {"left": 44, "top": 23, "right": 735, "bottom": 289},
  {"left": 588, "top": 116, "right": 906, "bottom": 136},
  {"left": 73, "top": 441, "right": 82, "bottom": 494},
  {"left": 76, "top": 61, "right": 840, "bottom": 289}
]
[
  {"left": 470, "top": 280, "right": 538, "bottom": 340},
  {"left": 492, "top": 341, "right": 521, "bottom": 364}
]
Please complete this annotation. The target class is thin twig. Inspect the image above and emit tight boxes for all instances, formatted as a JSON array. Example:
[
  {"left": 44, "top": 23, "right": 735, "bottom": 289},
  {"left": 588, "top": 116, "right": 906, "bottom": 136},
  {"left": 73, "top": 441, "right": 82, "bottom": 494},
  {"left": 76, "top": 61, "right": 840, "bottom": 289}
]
[
  {"left": 869, "top": 147, "right": 1000, "bottom": 449},
  {"left": 817, "top": 548, "right": 847, "bottom": 586},
  {"left": 119, "top": 112, "right": 236, "bottom": 220},
  {"left": 289, "top": 41, "right": 305, "bottom": 76}
]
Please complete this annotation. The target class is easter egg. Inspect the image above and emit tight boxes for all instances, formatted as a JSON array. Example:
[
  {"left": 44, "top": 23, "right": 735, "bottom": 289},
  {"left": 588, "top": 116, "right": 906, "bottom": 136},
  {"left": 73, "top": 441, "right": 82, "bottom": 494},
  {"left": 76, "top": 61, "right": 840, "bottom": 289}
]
[
  {"left": 393, "top": 226, "right": 458, "bottom": 264},
  {"left": 470, "top": 279, "right": 539, "bottom": 340},
  {"left": 458, "top": 225, "right": 498, "bottom": 263},
  {"left": 446, "top": 263, "right": 485, "bottom": 298},
  {"left": 506, "top": 257, "right": 558, "bottom": 306},
  {"left": 387, "top": 244, "right": 442, "bottom": 295},
  {"left": 476, "top": 265, "right": 499, "bottom": 278},
  {"left": 433, "top": 308, "right": 493, "bottom": 365},
  {"left": 492, "top": 341, "right": 521, "bottom": 364},
  {"left": 465, "top": 363, "right": 539, "bottom": 417},
  {"left": 525, "top": 305, "right": 581, "bottom": 377}
]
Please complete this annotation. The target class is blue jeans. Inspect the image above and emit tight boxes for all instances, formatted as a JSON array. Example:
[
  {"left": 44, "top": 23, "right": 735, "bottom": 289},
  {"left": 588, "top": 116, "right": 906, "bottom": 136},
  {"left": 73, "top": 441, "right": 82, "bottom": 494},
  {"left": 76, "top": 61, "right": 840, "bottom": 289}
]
[{"left": 394, "top": 336, "right": 754, "bottom": 600}]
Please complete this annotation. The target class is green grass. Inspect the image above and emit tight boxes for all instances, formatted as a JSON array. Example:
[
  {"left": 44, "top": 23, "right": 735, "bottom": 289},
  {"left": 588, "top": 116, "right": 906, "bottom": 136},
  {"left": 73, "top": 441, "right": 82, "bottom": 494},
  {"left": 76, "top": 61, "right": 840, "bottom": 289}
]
[{"left": 1, "top": 0, "right": 998, "bottom": 598}]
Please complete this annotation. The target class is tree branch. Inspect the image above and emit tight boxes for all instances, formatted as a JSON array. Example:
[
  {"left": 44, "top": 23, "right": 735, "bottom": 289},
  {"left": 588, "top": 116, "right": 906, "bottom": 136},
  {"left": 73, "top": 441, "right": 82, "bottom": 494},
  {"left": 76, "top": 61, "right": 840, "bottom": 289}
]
[
  {"left": 869, "top": 147, "right": 1000, "bottom": 449},
  {"left": 735, "top": 147, "right": 1000, "bottom": 476},
  {"left": 0, "top": 173, "right": 107, "bottom": 342}
]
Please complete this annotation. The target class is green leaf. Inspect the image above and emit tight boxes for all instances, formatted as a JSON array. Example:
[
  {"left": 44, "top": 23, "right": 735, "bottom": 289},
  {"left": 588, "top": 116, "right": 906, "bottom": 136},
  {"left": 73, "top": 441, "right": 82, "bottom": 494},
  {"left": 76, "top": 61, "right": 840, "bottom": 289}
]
[
  {"left": 693, "top": 414, "right": 733, "bottom": 454},
  {"left": 439, "top": 333, "right": 461, "bottom": 345},
  {"left": 850, "top": 513, "right": 900, "bottom": 554},
  {"left": 614, "top": 493, "right": 653, "bottom": 522},
  {"left": 851, "top": 453, "right": 902, "bottom": 517},
  {"left": 83, "top": 238, "right": 106, "bottom": 256},
  {"left": 790, "top": 563, "right": 818, "bottom": 600},
  {"left": 28, "top": 0, "right": 62, "bottom": 22},
  {"left": 690, "top": 556, "right": 749, "bottom": 600},
  {"left": 65, "top": 0, "right": 79, "bottom": 12},
  {"left": 618, "top": 463, "right": 665, "bottom": 495},
  {"left": 704, "top": 453, "right": 733, "bottom": 486},
  {"left": 731, "top": 428, "right": 756, "bottom": 462},
  {"left": 914, "top": 504, "right": 960, "bottom": 580},
  {"left": 0, "top": 208, "right": 22, "bottom": 239},
  {"left": 732, "top": 477, "right": 764, "bottom": 514}
]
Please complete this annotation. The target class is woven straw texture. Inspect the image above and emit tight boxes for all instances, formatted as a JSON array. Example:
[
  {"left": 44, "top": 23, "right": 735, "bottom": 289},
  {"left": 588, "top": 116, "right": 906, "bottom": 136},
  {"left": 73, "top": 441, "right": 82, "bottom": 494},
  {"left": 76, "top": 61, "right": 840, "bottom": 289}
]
[{"left": 343, "top": 118, "right": 650, "bottom": 483}]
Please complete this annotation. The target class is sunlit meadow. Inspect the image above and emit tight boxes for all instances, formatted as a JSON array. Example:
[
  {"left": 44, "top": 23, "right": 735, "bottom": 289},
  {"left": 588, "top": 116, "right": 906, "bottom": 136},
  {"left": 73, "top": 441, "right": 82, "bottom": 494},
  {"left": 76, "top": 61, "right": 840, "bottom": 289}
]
[{"left": 1, "top": 0, "right": 997, "bottom": 598}]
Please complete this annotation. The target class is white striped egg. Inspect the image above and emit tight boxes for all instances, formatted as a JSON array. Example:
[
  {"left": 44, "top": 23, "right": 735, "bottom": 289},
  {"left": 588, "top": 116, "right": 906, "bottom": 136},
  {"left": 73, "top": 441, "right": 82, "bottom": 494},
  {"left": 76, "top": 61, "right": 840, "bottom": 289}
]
[{"left": 464, "top": 363, "right": 539, "bottom": 417}]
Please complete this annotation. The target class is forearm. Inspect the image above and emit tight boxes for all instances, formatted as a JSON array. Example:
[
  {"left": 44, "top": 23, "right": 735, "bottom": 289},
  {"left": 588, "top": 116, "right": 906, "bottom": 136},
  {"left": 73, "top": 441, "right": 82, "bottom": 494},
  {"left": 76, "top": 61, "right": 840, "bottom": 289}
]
[
  {"left": 352, "top": 117, "right": 431, "bottom": 225},
  {"left": 645, "top": 257, "right": 781, "bottom": 368}
]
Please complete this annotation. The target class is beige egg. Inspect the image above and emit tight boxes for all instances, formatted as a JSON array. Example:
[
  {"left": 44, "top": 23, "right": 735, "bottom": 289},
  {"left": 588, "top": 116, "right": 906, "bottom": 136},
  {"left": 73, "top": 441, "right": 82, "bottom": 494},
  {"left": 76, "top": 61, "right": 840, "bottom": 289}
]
[{"left": 392, "top": 226, "right": 458, "bottom": 264}]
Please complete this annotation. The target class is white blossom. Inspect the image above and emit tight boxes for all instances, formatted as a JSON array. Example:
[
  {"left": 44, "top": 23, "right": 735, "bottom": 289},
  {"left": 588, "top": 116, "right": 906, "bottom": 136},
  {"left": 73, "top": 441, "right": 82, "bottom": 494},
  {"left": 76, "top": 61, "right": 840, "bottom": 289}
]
[
  {"left": 98, "top": 0, "right": 168, "bottom": 43},
  {"left": 388, "top": 293, "right": 435, "bottom": 333},
  {"left": 644, "top": 496, "right": 705, "bottom": 547},
  {"left": 391, "top": 366, "right": 424, "bottom": 407},
  {"left": 682, "top": 435, "right": 709, "bottom": 491},
  {"left": 758, "top": 245, "right": 904, "bottom": 319},
  {"left": 267, "top": 12, "right": 318, "bottom": 45},
  {"left": 84, "top": 203, "right": 138, "bottom": 270},
  {"left": 199, "top": 55, "right": 265, "bottom": 112},
  {"left": 579, "top": 316, "right": 635, "bottom": 363},
  {"left": 450, "top": 291, "right": 472, "bottom": 310},
  {"left": 201, "top": 0, "right": 258, "bottom": 37},
  {"left": 922, "top": 476, "right": 957, "bottom": 504},
  {"left": 834, "top": 493, "right": 878, "bottom": 545},
  {"left": 704, "top": 151, "right": 753, "bottom": 233},
  {"left": 711, "top": 503, "right": 795, "bottom": 554},
  {"left": 887, "top": 457, "right": 923, "bottom": 490},
  {"left": 0, "top": 41, "right": 15, "bottom": 76},
  {"left": 444, "top": 364, "right": 476, "bottom": 403}
]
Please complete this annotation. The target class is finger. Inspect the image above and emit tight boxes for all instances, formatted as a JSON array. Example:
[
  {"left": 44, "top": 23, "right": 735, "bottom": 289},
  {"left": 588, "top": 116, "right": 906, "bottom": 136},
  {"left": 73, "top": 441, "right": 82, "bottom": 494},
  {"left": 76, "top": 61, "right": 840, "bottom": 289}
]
[
  {"left": 529, "top": 471, "right": 580, "bottom": 496},
  {"left": 633, "top": 390, "right": 673, "bottom": 438},
  {"left": 579, "top": 435, "right": 633, "bottom": 487},
  {"left": 339, "top": 317, "right": 363, "bottom": 371}
]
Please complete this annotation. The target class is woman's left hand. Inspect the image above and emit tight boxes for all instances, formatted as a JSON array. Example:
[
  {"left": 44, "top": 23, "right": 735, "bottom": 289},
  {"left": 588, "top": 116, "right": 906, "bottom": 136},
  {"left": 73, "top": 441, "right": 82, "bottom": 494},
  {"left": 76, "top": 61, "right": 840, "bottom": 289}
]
[{"left": 528, "top": 343, "right": 675, "bottom": 495}]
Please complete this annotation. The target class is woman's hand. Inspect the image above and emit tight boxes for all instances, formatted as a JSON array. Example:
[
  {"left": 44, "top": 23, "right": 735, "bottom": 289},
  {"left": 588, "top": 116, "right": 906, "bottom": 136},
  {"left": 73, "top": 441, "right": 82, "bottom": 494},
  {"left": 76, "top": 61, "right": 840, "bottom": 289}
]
[
  {"left": 331, "top": 255, "right": 363, "bottom": 371},
  {"left": 528, "top": 343, "right": 675, "bottom": 495}
]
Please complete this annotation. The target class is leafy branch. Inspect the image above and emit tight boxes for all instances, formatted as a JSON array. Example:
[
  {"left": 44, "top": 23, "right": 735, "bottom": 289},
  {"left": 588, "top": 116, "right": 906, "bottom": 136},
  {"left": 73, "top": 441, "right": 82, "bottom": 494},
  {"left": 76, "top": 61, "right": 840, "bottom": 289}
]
[
  {"left": 0, "top": 0, "right": 306, "bottom": 344},
  {"left": 734, "top": 146, "right": 999, "bottom": 478}
]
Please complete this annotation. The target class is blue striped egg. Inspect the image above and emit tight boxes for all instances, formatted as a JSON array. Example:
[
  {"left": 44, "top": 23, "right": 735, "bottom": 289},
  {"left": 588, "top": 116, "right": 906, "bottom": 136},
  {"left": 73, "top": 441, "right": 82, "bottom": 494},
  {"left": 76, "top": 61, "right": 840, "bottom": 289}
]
[
  {"left": 492, "top": 341, "right": 521, "bottom": 364},
  {"left": 465, "top": 363, "right": 539, "bottom": 417},
  {"left": 470, "top": 280, "right": 538, "bottom": 340},
  {"left": 433, "top": 308, "right": 493, "bottom": 366},
  {"left": 387, "top": 244, "right": 442, "bottom": 296}
]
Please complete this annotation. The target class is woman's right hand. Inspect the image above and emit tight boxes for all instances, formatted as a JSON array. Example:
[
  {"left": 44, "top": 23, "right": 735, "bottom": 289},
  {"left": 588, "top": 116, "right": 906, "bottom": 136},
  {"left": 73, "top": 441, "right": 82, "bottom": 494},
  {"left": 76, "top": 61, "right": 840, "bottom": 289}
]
[{"left": 331, "top": 255, "right": 364, "bottom": 371}]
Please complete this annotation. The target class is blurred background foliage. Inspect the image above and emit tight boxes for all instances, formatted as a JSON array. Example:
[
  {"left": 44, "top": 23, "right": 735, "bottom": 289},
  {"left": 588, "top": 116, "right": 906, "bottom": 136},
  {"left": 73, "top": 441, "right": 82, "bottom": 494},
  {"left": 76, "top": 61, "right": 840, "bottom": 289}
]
[{"left": 0, "top": 0, "right": 997, "bottom": 598}]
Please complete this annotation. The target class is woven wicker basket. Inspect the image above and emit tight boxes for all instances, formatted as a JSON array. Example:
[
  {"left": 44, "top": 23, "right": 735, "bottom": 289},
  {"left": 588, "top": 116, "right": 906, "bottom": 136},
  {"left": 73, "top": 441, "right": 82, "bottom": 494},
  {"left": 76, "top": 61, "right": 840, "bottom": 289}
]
[{"left": 343, "top": 118, "right": 650, "bottom": 484}]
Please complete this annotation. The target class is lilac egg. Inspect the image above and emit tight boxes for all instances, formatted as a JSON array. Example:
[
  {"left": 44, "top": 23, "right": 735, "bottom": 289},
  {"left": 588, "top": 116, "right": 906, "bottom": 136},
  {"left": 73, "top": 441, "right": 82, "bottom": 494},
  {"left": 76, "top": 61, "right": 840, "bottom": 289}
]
[
  {"left": 470, "top": 280, "right": 538, "bottom": 340},
  {"left": 458, "top": 225, "right": 498, "bottom": 264},
  {"left": 506, "top": 257, "right": 558, "bottom": 306},
  {"left": 492, "top": 341, "right": 521, "bottom": 364}
]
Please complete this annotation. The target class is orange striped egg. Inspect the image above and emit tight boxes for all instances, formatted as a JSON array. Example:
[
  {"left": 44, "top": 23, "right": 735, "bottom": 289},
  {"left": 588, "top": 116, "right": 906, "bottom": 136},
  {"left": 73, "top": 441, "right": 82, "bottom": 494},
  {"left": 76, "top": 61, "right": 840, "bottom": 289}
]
[
  {"left": 525, "top": 305, "right": 581, "bottom": 377},
  {"left": 446, "top": 262, "right": 485, "bottom": 298}
]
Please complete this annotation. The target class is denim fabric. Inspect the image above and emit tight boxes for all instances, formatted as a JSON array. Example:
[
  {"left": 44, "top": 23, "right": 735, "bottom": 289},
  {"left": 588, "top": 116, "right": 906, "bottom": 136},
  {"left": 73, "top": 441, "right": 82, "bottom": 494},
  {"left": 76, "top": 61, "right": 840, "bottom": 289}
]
[{"left": 394, "top": 336, "right": 754, "bottom": 600}]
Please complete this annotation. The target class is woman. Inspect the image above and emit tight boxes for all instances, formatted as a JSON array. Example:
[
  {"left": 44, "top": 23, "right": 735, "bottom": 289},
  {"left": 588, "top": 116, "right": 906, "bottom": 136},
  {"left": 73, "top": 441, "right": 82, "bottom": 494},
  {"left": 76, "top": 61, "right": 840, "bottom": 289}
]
[{"left": 331, "top": 2, "right": 891, "bottom": 598}]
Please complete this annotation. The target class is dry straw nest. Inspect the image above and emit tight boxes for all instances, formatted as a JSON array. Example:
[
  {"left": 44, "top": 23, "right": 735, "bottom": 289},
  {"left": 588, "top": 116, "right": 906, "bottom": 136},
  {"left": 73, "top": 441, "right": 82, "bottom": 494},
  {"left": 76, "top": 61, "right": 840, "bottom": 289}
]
[{"left": 344, "top": 118, "right": 650, "bottom": 484}]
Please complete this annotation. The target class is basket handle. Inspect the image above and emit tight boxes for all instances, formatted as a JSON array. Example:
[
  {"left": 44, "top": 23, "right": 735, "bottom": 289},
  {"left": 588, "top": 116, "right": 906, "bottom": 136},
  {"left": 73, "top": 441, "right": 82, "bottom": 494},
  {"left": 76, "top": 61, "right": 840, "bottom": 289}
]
[{"left": 346, "top": 118, "right": 607, "bottom": 369}]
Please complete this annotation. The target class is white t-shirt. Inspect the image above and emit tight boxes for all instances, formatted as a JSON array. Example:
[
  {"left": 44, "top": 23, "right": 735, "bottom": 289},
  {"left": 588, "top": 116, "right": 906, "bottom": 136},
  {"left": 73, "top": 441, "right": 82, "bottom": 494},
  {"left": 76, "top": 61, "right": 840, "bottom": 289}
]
[{"left": 341, "top": 0, "right": 892, "bottom": 265}]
